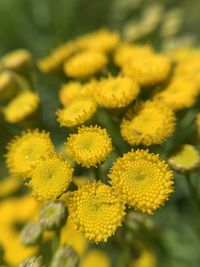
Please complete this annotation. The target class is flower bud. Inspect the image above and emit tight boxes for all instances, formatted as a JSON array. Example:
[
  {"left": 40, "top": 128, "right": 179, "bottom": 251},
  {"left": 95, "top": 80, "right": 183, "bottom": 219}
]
[
  {"left": 20, "top": 222, "right": 42, "bottom": 246},
  {"left": 50, "top": 246, "right": 78, "bottom": 267},
  {"left": 19, "top": 256, "right": 44, "bottom": 267},
  {"left": 39, "top": 201, "right": 67, "bottom": 230}
]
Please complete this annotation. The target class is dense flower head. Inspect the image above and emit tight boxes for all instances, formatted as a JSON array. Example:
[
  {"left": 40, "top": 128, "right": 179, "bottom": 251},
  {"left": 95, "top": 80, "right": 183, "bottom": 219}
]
[
  {"left": 114, "top": 43, "right": 154, "bottom": 66},
  {"left": 64, "top": 50, "right": 108, "bottom": 78},
  {"left": 154, "top": 77, "right": 199, "bottom": 110},
  {"left": 68, "top": 182, "right": 125, "bottom": 242},
  {"left": 77, "top": 28, "right": 120, "bottom": 53},
  {"left": 121, "top": 101, "right": 176, "bottom": 146},
  {"left": 80, "top": 250, "right": 111, "bottom": 267},
  {"left": 109, "top": 150, "right": 174, "bottom": 214},
  {"left": 168, "top": 144, "right": 200, "bottom": 172},
  {"left": 66, "top": 125, "right": 112, "bottom": 167},
  {"left": 96, "top": 76, "right": 140, "bottom": 108},
  {"left": 3, "top": 91, "right": 40, "bottom": 123},
  {"left": 122, "top": 54, "right": 171, "bottom": 86},
  {"left": 29, "top": 156, "right": 73, "bottom": 201},
  {"left": 5, "top": 129, "right": 55, "bottom": 178},
  {"left": 56, "top": 97, "right": 96, "bottom": 127}
]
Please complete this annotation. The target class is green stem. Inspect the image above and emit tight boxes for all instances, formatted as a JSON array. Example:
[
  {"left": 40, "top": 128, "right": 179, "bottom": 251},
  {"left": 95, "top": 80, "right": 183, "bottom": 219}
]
[
  {"left": 185, "top": 173, "right": 200, "bottom": 211},
  {"left": 52, "top": 228, "right": 61, "bottom": 253}
]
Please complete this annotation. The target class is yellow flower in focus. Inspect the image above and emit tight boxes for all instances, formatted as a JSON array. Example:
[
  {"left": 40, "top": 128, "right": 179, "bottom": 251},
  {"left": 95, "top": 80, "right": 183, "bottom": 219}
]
[
  {"left": 96, "top": 76, "right": 139, "bottom": 108},
  {"left": 120, "top": 101, "right": 175, "bottom": 146},
  {"left": 69, "top": 182, "right": 125, "bottom": 242},
  {"left": 3, "top": 91, "right": 40, "bottom": 123},
  {"left": 56, "top": 98, "right": 96, "bottom": 127},
  {"left": 168, "top": 144, "right": 200, "bottom": 172},
  {"left": 64, "top": 50, "right": 107, "bottom": 78},
  {"left": 122, "top": 54, "right": 171, "bottom": 86},
  {"left": 61, "top": 219, "right": 88, "bottom": 256},
  {"left": 154, "top": 78, "right": 199, "bottom": 110},
  {"left": 80, "top": 250, "right": 111, "bottom": 267},
  {"left": 114, "top": 43, "right": 154, "bottom": 66},
  {"left": 5, "top": 129, "right": 55, "bottom": 178},
  {"left": 109, "top": 150, "right": 174, "bottom": 214},
  {"left": 129, "top": 249, "right": 157, "bottom": 267},
  {"left": 66, "top": 125, "right": 112, "bottom": 168},
  {"left": 77, "top": 28, "right": 120, "bottom": 53},
  {"left": 0, "top": 176, "right": 22, "bottom": 198},
  {"left": 29, "top": 156, "right": 73, "bottom": 201}
]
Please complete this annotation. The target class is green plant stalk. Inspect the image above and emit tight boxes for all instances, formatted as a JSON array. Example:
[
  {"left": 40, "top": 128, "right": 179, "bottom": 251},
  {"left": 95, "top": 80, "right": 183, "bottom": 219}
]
[{"left": 185, "top": 173, "right": 200, "bottom": 211}]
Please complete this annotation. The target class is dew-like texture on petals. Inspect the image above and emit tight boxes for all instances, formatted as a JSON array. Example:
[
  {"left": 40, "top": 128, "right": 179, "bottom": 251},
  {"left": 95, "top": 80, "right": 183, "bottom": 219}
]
[
  {"left": 29, "top": 156, "right": 73, "bottom": 201},
  {"left": 121, "top": 101, "right": 175, "bottom": 146},
  {"left": 5, "top": 130, "right": 55, "bottom": 178},
  {"left": 109, "top": 150, "right": 174, "bottom": 214},
  {"left": 66, "top": 125, "right": 112, "bottom": 167},
  {"left": 56, "top": 98, "right": 96, "bottom": 127},
  {"left": 3, "top": 91, "right": 40, "bottom": 123},
  {"left": 64, "top": 50, "right": 108, "bottom": 78},
  {"left": 96, "top": 76, "right": 139, "bottom": 108},
  {"left": 69, "top": 182, "right": 125, "bottom": 242}
]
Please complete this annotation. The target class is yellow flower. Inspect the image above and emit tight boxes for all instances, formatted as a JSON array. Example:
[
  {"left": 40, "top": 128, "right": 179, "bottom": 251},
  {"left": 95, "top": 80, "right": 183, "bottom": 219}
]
[
  {"left": 109, "top": 150, "right": 174, "bottom": 214},
  {"left": 0, "top": 176, "right": 22, "bottom": 198},
  {"left": 114, "top": 43, "right": 154, "bottom": 67},
  {"left": 68, "top": 182, "right": 125, "bottom": 242},
  {"left": 64, "top": 50, "right": 108, "bottom": 78},
  {"left": 96, "top": 76, "right": 140, "bottom": 108},
  {"left": 3, "top": 91, "right": 40, "bottom": 123},
  {"left": 5, "top": 129, "right": 55, "bottom": 178},
  {"left": 1, "top": 49, "right": 32, "bottom": 72},
  {"left": 122, "top": 54, "right": 171, "bottom": 86},
  {"left": 172, "top": 47, "right": 200, "bottom": 63},
  {"left": 61, "top": 219, "right": 88, "bottom": 256},
  {"left": 29, "top": 156, "right": 73, "bottom": 201},
  {"left": 80, "top": 250, "right": 111, "bottom": 267},
  {"left": 129, "top": 249, "right": 157, "bottom": 267},
  {"left": 154, "top": 77, "right": 199, "bottom": 110},
  {"left": 77, "top": 28, "right": 120, "bottom": 53},
  {"left": 0, "top": 71, "right": 17, "bottom": 101},
  {"left": 56, "top": 98, "right": 96, "bottom": 128},
  {"left": 66, "top": 125, "right": 112, "bottom": 168},
  {"left": 168, "top": 144, "right": 200, "bottom": 172},
  {"left": 120, "top": 101, "right": 176, "bottom": 146}
]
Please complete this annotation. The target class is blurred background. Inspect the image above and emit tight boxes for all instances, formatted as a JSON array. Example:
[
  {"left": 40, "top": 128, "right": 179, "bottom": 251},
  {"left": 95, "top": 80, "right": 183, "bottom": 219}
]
[{"left": 0, "top": 0, "right": 200, "bottom": 266}]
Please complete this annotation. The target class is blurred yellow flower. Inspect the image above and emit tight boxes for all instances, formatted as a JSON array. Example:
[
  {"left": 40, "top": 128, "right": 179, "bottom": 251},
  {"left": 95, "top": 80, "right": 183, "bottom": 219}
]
[
  {"left": 79, "top": 250, "right": 111, "bottom": 267},
  {"left": 69, "top": 182, "right": 125, "bottom": 242},
  {"left": 129, "top": 249, "right": 157, "bottom": 267},
  {"left": 109, "top": 149, "right": 174, "bottom": 214},
  {"left": 0, "top": 71, "right": 16, "bottom": 101},
  {"left": 0, "top": 176, "right": 22, "bottom": 198}
]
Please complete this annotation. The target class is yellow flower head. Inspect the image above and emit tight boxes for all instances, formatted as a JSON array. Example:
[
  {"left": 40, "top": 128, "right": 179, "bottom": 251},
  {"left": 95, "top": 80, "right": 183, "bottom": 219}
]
[
  {"left": 5, "top": 129, "right": 55, "bottom": 177},
  {"left": 66, "top": 125, "right": 112, "bottom": 167},
  {"left": 168, "top": 144, "right": 200, "bottom": 173},
  {"left": 3, "top": 91, "right": 40, "bottom": 123},
  {"left": 0, "top": 71, "right": 16, "bottom": 101},
  {"left": 1, "top": 49, "right": 32, "bottom": 71},
  {"left": 96, "top": 76, "right": 140, "bottom": 108},
  {"left": 56, "top": 97, "right": 96, "bottom": 128},
  {"left": 77, "top": 28, "right": 120, "bottom": 53},
  {"left": 109, "top": 150, "right": 174, "bottom": 214},
  {"left": 122, "top": 54, "right": 171, "bottom": 86},
  {"left": 80, "top": 250, "right": 111, "bottom": 267},
  {"left": 68, "top": 182, "right": 125, "bottom": 242},
  {"left": 121, "top": 101, "right": 175, "bottom": 146},
  {"left": 29, "top": 156, "right": 73, "bottom": 201},
  {"left": 64, "top": 50, "right": 108, "bottom": 78},
  {"left": 114, "top": 43, "right": 154, "bottom": 67},
  {"left": 129, "top": 248, "right": 157, "bottom": 267},
  {"left": 154, "top": 78, "right": 199, "bottom": 110}
]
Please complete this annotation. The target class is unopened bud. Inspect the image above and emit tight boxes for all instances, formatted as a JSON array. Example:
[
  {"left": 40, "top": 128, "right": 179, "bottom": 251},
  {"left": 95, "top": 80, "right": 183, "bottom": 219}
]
[
  {"left": 20, "top": 222, "right": 42, "bottom": 246},
  {"left": 50, "top": 246, "right": 78, "bottom": 267},
  {"left": 19, "top": 256, "right": 44, "bottom": 267}
]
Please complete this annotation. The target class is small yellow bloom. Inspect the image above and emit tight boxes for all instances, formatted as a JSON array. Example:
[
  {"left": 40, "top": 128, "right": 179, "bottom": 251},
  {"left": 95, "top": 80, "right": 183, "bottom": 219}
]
[
  {"left": 121, "top": 101, "right": 176, "bottom": 146},
  {"left": 69, "top": 182, "right": 125, "bottom": 242},
  {"left": 109, "top": 150, "right": 174, "bottom": 214},
  {"left": 168, "top": 144, "right": 200, "bottom": 172},
  {"left": 3, "top": 91, "right": 40, "bottom": 123},
  {"left": 5, "top": 129, "right": 55, "bottom": 178},
  {"left": 56, "top": 98, "right": 96, "bottom": 128},
  {"left": 66, "top": 125, "right": 112, "bottom": 167},
  {"left": 96, "top": 76, "right": 139, "bottom": 108},
  {"left": 64, "top": 50, "right": 107, "bottom": 78},
  {"left": 122, "top": 54, "right": 171, "bottom": 86},
  {"left": 80, "top": 250, "right": 111, "bottom": 267},
  {"left": 29, "top": 156, "right": 73, "bottom": 201}
]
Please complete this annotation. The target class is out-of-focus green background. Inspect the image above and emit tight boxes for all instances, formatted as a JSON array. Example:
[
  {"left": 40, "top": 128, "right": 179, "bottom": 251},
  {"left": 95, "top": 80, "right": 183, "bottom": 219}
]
[{"left": 0, "top": 1, "right": 200, "bottom": 267}]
